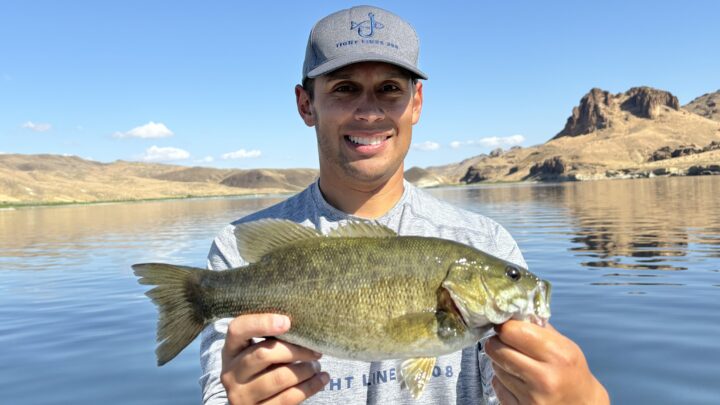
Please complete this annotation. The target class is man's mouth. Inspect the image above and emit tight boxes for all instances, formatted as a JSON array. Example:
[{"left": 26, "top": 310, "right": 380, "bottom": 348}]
[
  {"left": 346, "top": 135, "right": 388, "bottom": 146},
  {"left": 343, "top": 133, "right": 392, "bottom": 154}
]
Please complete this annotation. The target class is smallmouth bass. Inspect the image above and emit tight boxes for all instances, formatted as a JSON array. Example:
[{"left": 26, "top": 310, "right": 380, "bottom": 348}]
[{"left": 133, "top": 219, "right": 551, "bottom": 398}]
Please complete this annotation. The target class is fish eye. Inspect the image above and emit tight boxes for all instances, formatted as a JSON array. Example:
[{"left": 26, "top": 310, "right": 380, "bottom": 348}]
[{"left": 505, "top": 266, "right": 521, "bottom": 282}]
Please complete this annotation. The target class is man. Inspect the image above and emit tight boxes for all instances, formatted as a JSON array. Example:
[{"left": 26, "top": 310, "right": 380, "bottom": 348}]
[{"left": 201, "top": 5, "right": 609, "bottom": 404}]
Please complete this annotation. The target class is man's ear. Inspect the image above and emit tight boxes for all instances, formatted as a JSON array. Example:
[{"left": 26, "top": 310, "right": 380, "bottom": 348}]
[
  {"left": 411, "top": 81, "right": 423, "bottom": 125},
  {"left": 295, "top": 84, "right": 316, "bottom": 127}
]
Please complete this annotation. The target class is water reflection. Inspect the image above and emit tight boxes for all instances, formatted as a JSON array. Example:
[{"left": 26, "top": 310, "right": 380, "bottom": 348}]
[
  {"left": 0, "top": 195, "right": 284, "bottom": 271},
  {"left": 562, "top": 177, "right": 719, "bottom": 270},
  {"left": 432, "top": 177, "right": 720, "bottom": 272}
]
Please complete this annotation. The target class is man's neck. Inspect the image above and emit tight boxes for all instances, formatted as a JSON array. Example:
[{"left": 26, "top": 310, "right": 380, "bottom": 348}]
[{"left": 317, "top": 168, "right": 406, "bottom": 219}]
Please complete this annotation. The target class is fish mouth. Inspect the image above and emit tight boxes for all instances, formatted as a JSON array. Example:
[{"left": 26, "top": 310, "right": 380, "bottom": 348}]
[{"left": 511, "top": 280, "right": 552, "bottom": 326}]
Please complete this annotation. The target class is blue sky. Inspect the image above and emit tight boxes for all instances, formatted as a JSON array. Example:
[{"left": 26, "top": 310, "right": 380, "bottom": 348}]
[{"left": 1, "top": 1, "right": 718, "bottom": 169}]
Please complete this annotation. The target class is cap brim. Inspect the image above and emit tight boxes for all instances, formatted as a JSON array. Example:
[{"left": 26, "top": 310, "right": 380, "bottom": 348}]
[{"left": 306, "top": 52, "right": 428, "bottom": 80}]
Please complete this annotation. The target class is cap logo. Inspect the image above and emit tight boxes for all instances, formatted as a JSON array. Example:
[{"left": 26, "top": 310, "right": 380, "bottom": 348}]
[{"left": 350, "top": 12, "right": 384, "bottom": 38}]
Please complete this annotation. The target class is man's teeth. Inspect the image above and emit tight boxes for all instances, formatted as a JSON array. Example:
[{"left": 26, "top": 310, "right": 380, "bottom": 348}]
[{"left": 348, "top": 136, "right": 385, "bottom": 146}]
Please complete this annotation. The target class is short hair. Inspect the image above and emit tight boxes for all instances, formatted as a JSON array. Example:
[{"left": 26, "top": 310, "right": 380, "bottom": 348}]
[{"left": 301, "top": 75, "right": 419, "bottom": 102}]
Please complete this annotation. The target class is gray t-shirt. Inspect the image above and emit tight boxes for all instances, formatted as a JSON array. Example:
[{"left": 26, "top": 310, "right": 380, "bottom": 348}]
[{"left": 200, "top": 180, "right": 527, "bottom": 404}]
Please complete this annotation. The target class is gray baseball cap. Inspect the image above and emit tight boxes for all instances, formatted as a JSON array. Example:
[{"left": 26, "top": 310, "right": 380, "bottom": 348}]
[{"left": 302, "top": 5, "right": 427, "bottom": 80}]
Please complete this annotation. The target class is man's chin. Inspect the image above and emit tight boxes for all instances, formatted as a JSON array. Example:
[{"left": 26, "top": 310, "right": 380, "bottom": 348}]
[{"left": 341, "top": 161, "right": 401, "bottom": 185}]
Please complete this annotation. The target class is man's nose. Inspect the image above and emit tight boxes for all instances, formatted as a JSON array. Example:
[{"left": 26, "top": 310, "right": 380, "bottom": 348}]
[{"left": 354, "top": 91, "right": 385, "bottom": 122}]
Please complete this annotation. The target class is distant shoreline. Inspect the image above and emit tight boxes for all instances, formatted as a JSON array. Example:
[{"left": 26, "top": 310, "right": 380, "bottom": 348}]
[
  {"left": 0, "top": 191, "right": 295, "bottom": 210},
  {"left": 2, "top": 168, "right": 718, "bottom": 210}
]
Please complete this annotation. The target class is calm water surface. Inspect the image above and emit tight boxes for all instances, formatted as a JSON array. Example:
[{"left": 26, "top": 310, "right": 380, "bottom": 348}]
[{"left": 1, "top": 177, "right": 719, "bottom": 404}]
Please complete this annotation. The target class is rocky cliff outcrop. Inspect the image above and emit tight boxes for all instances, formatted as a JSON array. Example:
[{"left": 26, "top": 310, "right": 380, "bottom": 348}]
[
  {"left": 554, "top": 87, "right": 680, "bottom": 139},
  {"left": 620, "top": 86, "right": 679, "bottom": 119},
  {"left": 525, "top": 157, "right": 568, "bottom": 180},
  {"left": 554, "top": 88, "right": 614, "bottom": 138}
]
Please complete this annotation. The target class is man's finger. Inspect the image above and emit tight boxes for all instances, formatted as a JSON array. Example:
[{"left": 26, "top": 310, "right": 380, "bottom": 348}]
[
  {"left": 492, "top": 376, "right": 519, "bottom": 405},
  {"left": 248, "top": 361, "right": 322, "bottom": 403},
  {"left": 484, "top": 335, "right": 538, "bottom": 381},
  {"left": 222, "top": 314, "right": 290, "bottom": 364},
  {"left": 232, "top": 338, "right": 322, "bottom": 381},
  {"left": 492, "top": 362, "right": 527, "bottom": 401},
  {"left": 260, "top": 372, "right": 330, "bottom": 405},
  {"left": 493, "top": 320, "right": 560, "bottom": 362}
]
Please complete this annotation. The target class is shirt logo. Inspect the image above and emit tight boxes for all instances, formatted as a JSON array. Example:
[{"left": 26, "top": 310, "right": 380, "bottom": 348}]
[{"left": 351, "top": 12, "right": 384, "bottom": 38}]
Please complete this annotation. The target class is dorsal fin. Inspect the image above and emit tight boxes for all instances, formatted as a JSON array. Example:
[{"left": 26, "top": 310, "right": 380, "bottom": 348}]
[
  {"left": 234, "top": 219, "right": 320, "bottom": 263},
  {"left": 327, "top": 221, "right": 397, "bottom": 238}
]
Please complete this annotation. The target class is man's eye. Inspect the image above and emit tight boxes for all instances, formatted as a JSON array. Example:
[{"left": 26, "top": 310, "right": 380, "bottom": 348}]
[
  {"left": 334, "top": 85, "right": 355, "bottom": 92},
  {"left": 381, "top": 84, "right": 401, "bottom": 92}
]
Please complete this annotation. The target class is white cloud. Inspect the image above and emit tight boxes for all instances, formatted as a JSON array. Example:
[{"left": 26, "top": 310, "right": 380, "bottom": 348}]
[
  {"left": 222, "top": 149, "right": 262, "bottom": 159},
  {"left": 450, "top": 134, "right": 525, "bottom": 149},
  {"left": 22, "top": 121, "right": 52, "bottom": 132},
  {"left": 412, "top": 141, "right": 440, "bottom": 151},
  {"left": 140, "top": 146, "right": 190, "bottom": 162},
  {"left": 114, "top": 121, "right": 174, "bottom": 138}
]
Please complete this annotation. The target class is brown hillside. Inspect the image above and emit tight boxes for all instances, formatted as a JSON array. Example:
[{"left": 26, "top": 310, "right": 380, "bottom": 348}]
[
  {"left": 153, "top": 166, "right": 231, "bottom": 183},
  {"left": 404, "top": 166, "right": 446, "bottom": 187},
  {"left": 683, "top": 90, "right": 720, "bottom": 122},
  {"left": 0, "top": 154, "right": 318, "bottom": 205},
  {"left": 220, "top": 169, "right": 317, "bottom": 191}
]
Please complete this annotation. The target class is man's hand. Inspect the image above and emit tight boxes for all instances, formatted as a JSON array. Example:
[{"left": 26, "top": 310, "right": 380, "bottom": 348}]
[
  {"left": 485, "top": 320, "right": 609, "bottom": 405},
  {"left": 220, "top": 314, "right": 329, "bottom": 405}
]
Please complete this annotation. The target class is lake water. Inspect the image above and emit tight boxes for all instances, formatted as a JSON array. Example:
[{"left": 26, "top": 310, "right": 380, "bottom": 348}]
[{"left": 1, "top": 176, "right": 719, "bottom": 404}]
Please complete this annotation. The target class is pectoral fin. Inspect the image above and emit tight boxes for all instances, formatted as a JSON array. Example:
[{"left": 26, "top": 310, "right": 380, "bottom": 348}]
[{"left": 400, "top": 357, "right": 436, "bottom": 399}]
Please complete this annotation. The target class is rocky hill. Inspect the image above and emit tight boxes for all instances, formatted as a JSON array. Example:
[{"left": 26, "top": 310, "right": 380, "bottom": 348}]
[
  {"left": 683, "top": 90, "right": 720, "bottom": 122},
  {"left": 0, "top": 154, "right": 318, "bottom": 205},
  {"left": 427, "top": 86, "right": 720, "bottom": 184}
]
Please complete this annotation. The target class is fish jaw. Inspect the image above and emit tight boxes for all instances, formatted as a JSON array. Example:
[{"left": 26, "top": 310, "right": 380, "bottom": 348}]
[
  {"left": 510, "top": 279, "right": 552, "bottom": 326},
  {"left": 442, "top": 280, "right": 512, "bottom": 329}
]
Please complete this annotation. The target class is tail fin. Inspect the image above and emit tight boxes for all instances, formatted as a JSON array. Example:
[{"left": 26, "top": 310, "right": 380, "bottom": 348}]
[{"left": 133, "top": 263, "right": 208, "bottom": 366}]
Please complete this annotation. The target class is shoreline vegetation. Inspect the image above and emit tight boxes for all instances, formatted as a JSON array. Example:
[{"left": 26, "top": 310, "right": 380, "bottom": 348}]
[{"left": 2, "top": 87, "right": 718, "bottom": 209}]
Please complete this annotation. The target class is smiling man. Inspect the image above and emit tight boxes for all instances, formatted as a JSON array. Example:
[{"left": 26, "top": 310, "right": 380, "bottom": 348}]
[
  {"left": 200, "top": 5, "right": 608, "bottom": 405},
  {"left": 297, "top": 61, "right": 421, "bottom": 218}
]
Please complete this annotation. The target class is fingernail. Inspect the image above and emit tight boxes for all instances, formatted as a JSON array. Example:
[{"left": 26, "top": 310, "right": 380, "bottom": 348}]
[
  {"left": 312, "top": 349, "right": 323, "bottom": 358},
  {"left": 319, "top": 372, "right": 330, "bottom": 385},
  {"left": 274, "top": 315, "right": 289, "bottom": 330},
  {"left": 311, "top": 360, "right": 321, "bottom": 373}
]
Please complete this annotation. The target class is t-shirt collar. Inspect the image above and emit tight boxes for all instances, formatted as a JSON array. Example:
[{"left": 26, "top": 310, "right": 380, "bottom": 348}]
[{"left": 309, "top": 178, "right": 413, "bottom": 222}]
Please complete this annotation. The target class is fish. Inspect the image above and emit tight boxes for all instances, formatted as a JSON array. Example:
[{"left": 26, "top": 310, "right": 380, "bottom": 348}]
[{"left": 133, "top": 219, "right": 551, "bottom": 398}]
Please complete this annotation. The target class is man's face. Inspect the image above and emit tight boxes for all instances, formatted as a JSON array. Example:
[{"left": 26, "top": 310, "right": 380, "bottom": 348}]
[{"left": 296, "top": 62, "right": 423, "bottom": 187}]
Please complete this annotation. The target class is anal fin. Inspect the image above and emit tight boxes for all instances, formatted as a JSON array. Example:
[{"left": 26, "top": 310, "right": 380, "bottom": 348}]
[{"left": 400, "top": 356, "right": 436, "bottom": 399}]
